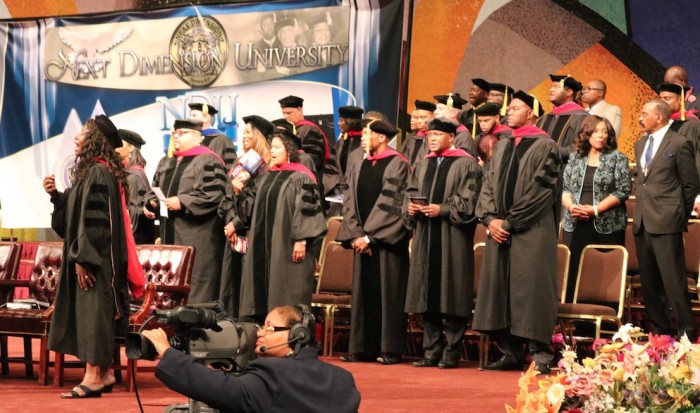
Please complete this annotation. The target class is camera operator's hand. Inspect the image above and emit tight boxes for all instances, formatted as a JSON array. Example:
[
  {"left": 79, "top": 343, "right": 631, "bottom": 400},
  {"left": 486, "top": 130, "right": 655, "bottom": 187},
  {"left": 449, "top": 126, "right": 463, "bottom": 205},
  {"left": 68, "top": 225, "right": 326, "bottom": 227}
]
[{"left": 141, "top": 328, "right": 172, "bottom": 358}]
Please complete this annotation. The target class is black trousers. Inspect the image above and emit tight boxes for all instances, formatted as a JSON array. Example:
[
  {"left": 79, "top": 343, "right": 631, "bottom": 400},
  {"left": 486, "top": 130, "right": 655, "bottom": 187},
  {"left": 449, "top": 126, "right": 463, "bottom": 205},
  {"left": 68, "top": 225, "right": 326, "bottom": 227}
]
[
  {"left": 635, "top": 226, "right": 696, "bottom": 340},
  {"left": 492, "top": 329, "right": 553, "bottom": 365},
  {"left": 420, "top": 312, "right": 468, "bottom": 361}
]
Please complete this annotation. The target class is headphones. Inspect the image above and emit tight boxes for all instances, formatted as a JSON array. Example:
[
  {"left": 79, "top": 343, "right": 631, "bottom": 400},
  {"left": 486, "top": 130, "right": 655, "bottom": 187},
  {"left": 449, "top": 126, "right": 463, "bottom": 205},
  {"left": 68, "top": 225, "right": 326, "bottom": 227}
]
[{"left": 288, "top": 304, "right": 314, "bottom": 352}]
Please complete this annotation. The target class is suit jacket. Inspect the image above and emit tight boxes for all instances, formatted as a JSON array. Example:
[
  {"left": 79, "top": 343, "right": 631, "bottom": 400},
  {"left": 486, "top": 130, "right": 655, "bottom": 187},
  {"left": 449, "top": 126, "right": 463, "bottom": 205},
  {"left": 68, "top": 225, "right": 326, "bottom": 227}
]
[
  {"left": 590, "top": 100, "right": 622, "bottom": 137},
  {"left": 156, "top": 347, "right": 361, "bottom": 413},
  {"left": 633, "top": 128, "right": 700, "bottom": 235}
]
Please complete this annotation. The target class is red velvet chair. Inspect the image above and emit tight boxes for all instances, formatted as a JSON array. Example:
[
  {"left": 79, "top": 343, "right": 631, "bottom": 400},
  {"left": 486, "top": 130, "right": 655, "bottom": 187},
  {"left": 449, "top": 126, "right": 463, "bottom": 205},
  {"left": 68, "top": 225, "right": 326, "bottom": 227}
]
[{"left": 0, "top": 242, "right": 62, "bottom": 384}]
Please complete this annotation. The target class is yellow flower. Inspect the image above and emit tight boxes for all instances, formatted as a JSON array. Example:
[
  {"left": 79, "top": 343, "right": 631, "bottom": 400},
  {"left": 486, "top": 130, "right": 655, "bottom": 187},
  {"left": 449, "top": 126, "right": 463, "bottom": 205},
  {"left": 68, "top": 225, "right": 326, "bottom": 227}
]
[
  {"left": 667, "top": 388, "right": 681, "bottom": 399},
  {"left": 582, "top": 358, "right": 596, "bottom": 369},
  {"left": 613, "top": 367, "right": 624, "bottom": 381},
  {"left": 546, "top": 383, "right": 566, "bottom": 407},
  {"left": 671, "top": 364, "right": 692, "bottom": 382}
]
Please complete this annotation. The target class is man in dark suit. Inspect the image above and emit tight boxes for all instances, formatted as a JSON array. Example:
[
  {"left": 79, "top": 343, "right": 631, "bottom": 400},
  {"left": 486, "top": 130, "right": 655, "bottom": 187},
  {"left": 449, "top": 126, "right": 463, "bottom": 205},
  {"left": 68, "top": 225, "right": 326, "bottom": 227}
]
[
  {"left": 142, "top": 305, "right": 360, "bottom": 413},
  {"left": 634, "top": 99, "right": 700, "bottom": 341}
]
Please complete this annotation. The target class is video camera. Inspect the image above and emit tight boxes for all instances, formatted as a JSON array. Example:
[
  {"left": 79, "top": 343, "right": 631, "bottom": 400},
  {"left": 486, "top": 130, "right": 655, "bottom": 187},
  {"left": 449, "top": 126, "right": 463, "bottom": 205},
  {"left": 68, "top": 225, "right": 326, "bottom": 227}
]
[{"left": 125, "top": 301, "right": 257, "bottom": 373}]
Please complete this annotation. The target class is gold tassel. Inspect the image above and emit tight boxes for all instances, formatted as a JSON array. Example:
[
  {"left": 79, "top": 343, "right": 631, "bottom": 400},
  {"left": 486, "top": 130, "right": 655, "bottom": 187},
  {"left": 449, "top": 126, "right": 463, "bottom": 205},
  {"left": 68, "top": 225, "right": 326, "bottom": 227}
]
[
  {"left": 500, "top": 91, "right": 508, "bottom": 117},
  {"left": 532, "top": 94, "right": 540, "bottom": 118},
  {"left": 679, "top": 83, "right": 686, "bottom": 121},
  {"left": 202, "top": 103, "right": 209, "bottom": 116},
  {"left": 447, "top": 93, "right": 454, "bottom": 110},
  {"left": 167, "top": 130, "right": 175, "bottom": 158},
  {"left": 472, "top": 110, "right": 477, "bottom": 140}
]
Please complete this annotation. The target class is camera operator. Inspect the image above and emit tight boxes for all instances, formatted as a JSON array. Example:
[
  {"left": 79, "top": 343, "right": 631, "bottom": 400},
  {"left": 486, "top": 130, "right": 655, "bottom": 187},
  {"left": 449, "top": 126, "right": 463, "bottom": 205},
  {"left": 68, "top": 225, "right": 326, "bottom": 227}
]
[{"left": 141, "top": 305, "right": 361, "bottom": 413}]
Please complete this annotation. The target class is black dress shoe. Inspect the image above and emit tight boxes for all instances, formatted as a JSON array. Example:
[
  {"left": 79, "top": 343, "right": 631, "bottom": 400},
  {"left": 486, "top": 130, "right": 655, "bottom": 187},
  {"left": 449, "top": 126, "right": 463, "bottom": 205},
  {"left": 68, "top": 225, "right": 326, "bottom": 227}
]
[
  {"left": 412, "top": 357, "right": 440, "bottom": 367},
  {"left": 437, "top": 358, "right": 458, "bottom": 369},
  {"left": 535, "top": 362, "right": 551, "bottom": 375},
  {"left": 340, "top": 353, "right": 376, "bottom": 362},
  {"left": 479, "top": 356, "right": 521, "bottom": 371},
  {"left": 377, "top": 353, "right": 403, "bottom": 365}
]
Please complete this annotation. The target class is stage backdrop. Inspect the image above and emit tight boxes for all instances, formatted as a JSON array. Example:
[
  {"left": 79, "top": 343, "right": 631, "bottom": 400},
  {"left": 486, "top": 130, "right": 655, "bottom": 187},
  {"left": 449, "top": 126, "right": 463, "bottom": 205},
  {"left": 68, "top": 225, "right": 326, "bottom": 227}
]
[{"left": 0, "top": 0, "right": 404, "bottom": 229}]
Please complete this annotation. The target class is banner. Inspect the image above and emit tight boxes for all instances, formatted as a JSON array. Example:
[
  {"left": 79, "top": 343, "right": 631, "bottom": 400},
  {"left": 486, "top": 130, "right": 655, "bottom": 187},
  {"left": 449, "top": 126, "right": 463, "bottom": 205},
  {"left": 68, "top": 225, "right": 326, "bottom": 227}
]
[{"left": 0, "top": 0, "right": 405, "bottom": 229}]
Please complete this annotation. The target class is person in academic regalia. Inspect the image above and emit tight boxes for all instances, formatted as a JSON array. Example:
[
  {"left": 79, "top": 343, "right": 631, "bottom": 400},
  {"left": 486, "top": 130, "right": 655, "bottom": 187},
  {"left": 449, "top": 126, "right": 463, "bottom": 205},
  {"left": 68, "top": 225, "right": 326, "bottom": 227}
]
[
  {"left": 404, "top": 117, "right": 483, "bottom": 369},
  {"left": 474, "top": 91, "right": 562, "bottom": 375},
  {"left": 474, "top": 102, "right": 512, "bottom": 168},
  {"left": 278, "top": 95, "right": 330, "bottom": 189},
  {"left": 189, "top": 103, "right": 238, "bottom": 171},
  {"left": 665, "top": 65, "right": 700, "bottom": 114},
  {"left": 116, "top": 129, "right": 156, "bottom": 244},
  {"left": 337, "top": 120, "right": 411, "bottom": 365},
  {"left": 271, "top": 118, "right": 318, "bottom": 175},
  {"left": 536, "top": 74, "right": 588, "bottom": 162},
  {"left": 486, "top": 82, "right": 514, "bottom": 126},
  {"left": 321, "top": 105, "right": 365, "bottom": 211},
  {"left": 458, "top": 78, "right": 490, "bottom": 138},
  {"left": 149, "top": 119, "right": 227, "bottom": 304},
  {"left": 43, "top": 115, "right": 145, "bottom": 398},
  {"left": 658, "top": 82, "right": 700, "bottom": 177},
  {"left": 399, "top": 99, "right": 435, "bottom": 167},
  {"left": 237, "top": 131, "right": 326, "bottom": 323},
  {"left": 218, "top": 115, "right": 274, "bottom": 318},
  {"left": 434, "top": 93, "right": 477, "bottom": 158}
]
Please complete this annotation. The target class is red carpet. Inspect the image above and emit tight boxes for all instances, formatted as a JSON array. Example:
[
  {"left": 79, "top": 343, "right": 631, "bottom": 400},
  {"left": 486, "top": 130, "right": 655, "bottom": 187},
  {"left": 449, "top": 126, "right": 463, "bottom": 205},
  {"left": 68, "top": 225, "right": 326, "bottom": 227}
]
[{"left": 0, "top": 337, "right": 522, "bottom": 412}]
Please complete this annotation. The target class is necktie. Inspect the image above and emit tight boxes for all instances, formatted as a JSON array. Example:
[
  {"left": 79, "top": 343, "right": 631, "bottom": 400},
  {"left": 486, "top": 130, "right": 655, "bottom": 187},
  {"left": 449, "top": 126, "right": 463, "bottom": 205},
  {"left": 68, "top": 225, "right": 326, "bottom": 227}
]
[{"left": 644, "top": 135, "right": 654, "bottom": 168}]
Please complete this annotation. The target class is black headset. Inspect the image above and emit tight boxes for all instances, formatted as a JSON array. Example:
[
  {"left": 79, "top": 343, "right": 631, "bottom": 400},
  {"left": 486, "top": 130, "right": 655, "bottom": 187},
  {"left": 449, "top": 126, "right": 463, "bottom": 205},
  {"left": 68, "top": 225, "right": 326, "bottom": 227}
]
[{"left": 288, "top": 304, "right": 314, "bottom": 352}]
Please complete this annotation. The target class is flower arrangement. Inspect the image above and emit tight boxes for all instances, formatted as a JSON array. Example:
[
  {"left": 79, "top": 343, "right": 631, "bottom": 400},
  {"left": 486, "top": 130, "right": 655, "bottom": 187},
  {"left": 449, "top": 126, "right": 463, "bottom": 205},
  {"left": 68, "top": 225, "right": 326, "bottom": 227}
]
[{"left": 506, "top": 324, "right": 700, "bottom": 413}]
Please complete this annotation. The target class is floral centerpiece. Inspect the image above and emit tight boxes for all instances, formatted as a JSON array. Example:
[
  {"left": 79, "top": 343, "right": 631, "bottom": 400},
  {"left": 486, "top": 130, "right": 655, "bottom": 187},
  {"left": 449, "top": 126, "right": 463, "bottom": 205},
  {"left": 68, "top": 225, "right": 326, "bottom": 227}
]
[{"left": 506, "top": 324, "right": 700, "bottom": 412}]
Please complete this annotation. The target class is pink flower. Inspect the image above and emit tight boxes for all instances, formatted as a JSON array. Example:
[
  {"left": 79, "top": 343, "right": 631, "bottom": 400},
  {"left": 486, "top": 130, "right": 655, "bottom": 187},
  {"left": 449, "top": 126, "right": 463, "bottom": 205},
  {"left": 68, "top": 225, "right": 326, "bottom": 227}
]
[
  {"left": 648, "top": 333, "right": 674, "bottom": 351},
  {"left": 562, "top": 409, "right": 583, "bottom": 413},
  {"left": 592, "top": 338, "right": 608, "bottom": 351},
  {"left": 552, "top": 333, "right": 565, "bottom": 344},
  {"left": 566, "top": 374, "right": 595, "bottom": 397}
]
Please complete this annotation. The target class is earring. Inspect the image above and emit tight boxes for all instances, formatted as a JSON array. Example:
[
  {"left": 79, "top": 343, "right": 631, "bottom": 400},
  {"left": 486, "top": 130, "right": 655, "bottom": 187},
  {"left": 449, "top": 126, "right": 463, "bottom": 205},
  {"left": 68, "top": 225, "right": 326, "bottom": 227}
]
[{"left": 287, "top": 154, "right": 290, "bottom": 163}]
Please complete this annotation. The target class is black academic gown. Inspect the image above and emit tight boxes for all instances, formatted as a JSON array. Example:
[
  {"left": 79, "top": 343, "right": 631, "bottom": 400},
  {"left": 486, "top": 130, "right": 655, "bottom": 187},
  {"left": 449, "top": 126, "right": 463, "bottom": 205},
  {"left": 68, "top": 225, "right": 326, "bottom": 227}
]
[
  {"left": 536, "top": 102, "right": 588, "bottom": 162},
  {"left": 155, "top": 347, "right": 361, "bottom": 413},
  {"left": 47, "top": 163, "right": 130, "bottom": 366},
  {"left": 125, "top": 165, "right": 156, "bottom": 244},
  {"left": 150, "top": 149, "right": 227, "bottom": 304},
  {"left": 202, "top": 129, "right": 238, "bottom": 172},
  {"left": 337, "top": 149, "right": 411, "bottom": 355},
  {"left": 238, "top": 166, "right": 327, "bottom": 318},
  {"left": 404, "top": 150, "right": 483, "bottom": 317},
  {"left": 399, "top": 131, "right": 429, "bottom": 167},
  {"left": 670, "top": 116, "right": 700, "bottom": 177},
  {"left": 472, "top": 126, "right": 562, "bottom": 344}
]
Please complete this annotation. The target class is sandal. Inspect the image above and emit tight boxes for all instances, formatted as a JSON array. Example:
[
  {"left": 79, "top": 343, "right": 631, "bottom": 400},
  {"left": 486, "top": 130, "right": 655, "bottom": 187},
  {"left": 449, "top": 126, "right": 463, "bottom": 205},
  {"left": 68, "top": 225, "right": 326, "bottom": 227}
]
[{"left": 61, "top": 384, "right": 103, "bottom": 399}]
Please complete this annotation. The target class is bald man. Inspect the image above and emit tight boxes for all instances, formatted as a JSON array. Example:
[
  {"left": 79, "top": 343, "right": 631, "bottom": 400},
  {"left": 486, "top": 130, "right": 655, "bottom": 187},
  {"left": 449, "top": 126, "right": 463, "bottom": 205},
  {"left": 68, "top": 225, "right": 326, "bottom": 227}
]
[
  {"left": 581, "top": 79, "right": 622, "bottom": 137},
  {"left": 665, "top": 65, "right": 700, "bottom": 113}
]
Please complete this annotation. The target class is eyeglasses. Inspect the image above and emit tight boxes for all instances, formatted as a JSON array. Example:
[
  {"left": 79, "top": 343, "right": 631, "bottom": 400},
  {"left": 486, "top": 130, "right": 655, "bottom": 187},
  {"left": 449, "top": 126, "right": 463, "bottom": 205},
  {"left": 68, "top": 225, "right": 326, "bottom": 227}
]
[
  {"left": 256, "top": 325, "right": 291, "bottom": 335},
  {"left": 582, "top": 87, "right": 603, "bottom": 92}
]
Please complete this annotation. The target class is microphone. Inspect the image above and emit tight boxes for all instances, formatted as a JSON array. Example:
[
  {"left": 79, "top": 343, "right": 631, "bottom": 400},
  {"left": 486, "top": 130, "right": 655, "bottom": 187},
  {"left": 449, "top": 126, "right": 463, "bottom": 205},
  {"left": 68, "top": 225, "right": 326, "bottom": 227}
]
[{"left": 259, "top": 336, "right": 301, "bottom": 353}]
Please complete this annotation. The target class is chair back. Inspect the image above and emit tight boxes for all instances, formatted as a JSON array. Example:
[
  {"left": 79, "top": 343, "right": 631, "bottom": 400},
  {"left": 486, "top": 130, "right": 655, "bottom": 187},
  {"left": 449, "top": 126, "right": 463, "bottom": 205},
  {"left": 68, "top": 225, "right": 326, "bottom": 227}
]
[
  {"left": 0, "top": 242, "right": 22, "bottom": 305},
  {"left": 316, "top": 242, "right": 353, "bottom": 294},
  {"left": 556, "top": 244, "right": 571, "bottom": 303},
  {"left": 684, "top": 220, "right": 700, "bottom": 276},
  {"left": 474, "top": 225, "right": 487, "bottom": 245},
  {"left": 624, "top": 222, "right": 639, "bottom": 275},
  {"left": 573, "top": 245, "right": 628, "bottom": 319},
  {"left": 27, "top": 243, "right": 63, "bottom": 305},
  {"left": 473, "top": 242, "right": 486, "bottom": 294},
  {"left": 136, "top": 244, "right": 194, "bottom": 310},
  {"left": 318, "top": 216, "right": 343, "bottom": 268},
  {"left": 625, "top": 197, "right": 635, "bottom": 222}
]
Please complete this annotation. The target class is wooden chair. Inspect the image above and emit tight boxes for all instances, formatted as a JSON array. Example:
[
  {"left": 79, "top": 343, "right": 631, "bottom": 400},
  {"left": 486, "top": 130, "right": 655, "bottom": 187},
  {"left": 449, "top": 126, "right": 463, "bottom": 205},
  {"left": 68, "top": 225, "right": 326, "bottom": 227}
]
[
  {"left": 470, "top": 243, "right": 489, "bottom": 367},
  {"left": 557, "top": 245, "right": 628, "bottom": 342},
  {"left": 118, "top": 244, "right": 195, "bottom": 391},
  {"left": 685, "top": 220, "right": 700, "bottom": 308},
  {"left": 556, "top": 244, "right": 571, "bottom": 304},
  {"left": 625, "top": 196, "right": 636, "bottom": 222},
  {"left": 473, "top": 225, "right": 488, "bottom": 245},
  {"left": 0, "top": 242, "right": 62, "bottom": 385},
  {"left": 316, "top": 216, "right": 343, "bottom": 283},
  {"left": 311, "top": 241, "right": 353, "bottom": 356},
  {"left": 0, "top": 242, "right": 22, "bottom": 375}
]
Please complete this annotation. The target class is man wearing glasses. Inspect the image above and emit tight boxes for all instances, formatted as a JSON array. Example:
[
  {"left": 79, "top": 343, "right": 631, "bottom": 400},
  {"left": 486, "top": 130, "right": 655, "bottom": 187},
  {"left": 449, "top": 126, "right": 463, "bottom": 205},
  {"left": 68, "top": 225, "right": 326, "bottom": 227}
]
[
  {"left": 581, "top": 79, "right": 622, "bottom": 137},
  {"left": 142, "top": 305, "right": 361, "bottom": 413},
  {"left": 147, "top": 119, "right": 227, "bottom": 305}
]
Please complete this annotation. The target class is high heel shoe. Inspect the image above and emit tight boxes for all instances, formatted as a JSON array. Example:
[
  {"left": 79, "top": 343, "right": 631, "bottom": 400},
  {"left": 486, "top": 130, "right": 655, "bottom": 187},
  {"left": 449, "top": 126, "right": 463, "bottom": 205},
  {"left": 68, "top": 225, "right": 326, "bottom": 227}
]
[{"left": 102, "top": 383, "right": 115, "bottom": 393}]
